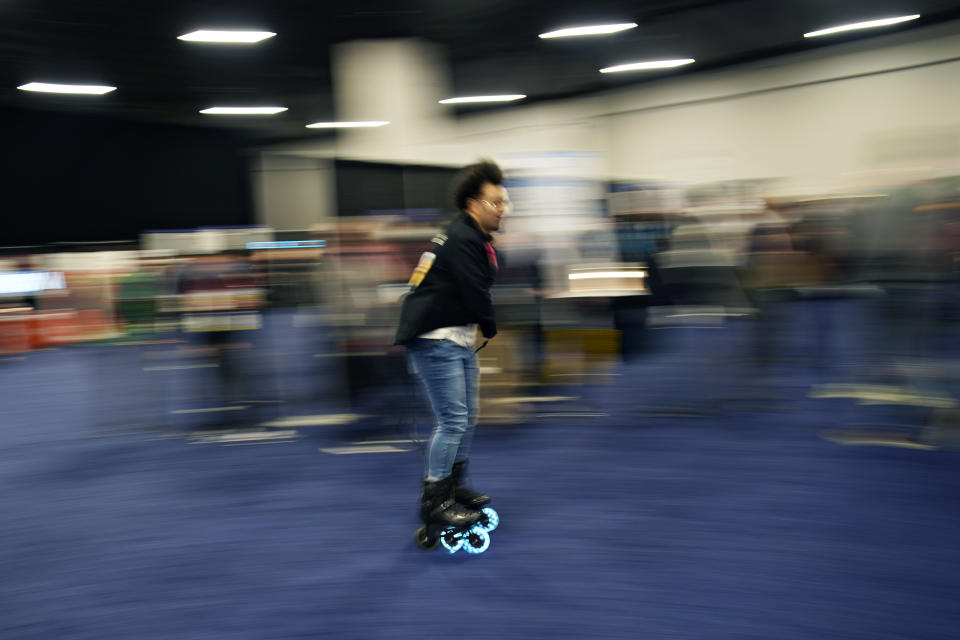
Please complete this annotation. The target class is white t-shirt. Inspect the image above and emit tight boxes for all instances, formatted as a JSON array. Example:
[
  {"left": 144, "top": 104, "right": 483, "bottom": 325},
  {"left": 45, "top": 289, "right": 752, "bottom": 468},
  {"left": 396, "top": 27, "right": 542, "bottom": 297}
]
[{"left": 418, "top": 324, "right": 478, "bottom": 349}]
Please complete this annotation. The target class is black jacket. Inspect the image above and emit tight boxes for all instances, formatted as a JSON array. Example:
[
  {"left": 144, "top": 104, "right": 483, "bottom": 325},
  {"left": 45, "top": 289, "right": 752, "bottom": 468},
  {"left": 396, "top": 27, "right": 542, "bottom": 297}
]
[{"left": 394, "top": 213, "right": 498, "bottom": 345}]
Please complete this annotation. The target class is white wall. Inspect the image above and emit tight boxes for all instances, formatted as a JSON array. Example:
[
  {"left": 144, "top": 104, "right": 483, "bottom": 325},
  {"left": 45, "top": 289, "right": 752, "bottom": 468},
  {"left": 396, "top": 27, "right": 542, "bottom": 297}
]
[{"left": 601, "top": 21, "right": 960, "bottom": 189}]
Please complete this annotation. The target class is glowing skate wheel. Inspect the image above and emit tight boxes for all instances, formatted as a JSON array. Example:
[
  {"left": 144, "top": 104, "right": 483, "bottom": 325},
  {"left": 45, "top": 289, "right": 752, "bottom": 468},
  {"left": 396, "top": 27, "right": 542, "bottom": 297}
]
[
  {"left": 463, "top": 525, "right": 490, "bottom": 554},
  {"left": 440, "top": 527, "right": 464, "bottom": 553},
  {"left": 479, "top": 507, "right": 499, "bottom": 532}
]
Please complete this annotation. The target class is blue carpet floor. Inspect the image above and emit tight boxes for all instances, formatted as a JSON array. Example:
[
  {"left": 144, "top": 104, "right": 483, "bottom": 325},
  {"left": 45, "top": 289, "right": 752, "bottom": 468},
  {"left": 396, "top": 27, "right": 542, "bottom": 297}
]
[{"left": 2, "top": 306, "right": 959, "bottom": 639}]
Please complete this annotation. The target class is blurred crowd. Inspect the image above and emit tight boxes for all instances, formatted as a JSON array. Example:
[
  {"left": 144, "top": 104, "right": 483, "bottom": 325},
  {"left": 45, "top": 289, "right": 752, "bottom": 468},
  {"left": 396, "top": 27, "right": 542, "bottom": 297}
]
[{"left": 3, "top": 173, "right": 960, "bottom": 433}]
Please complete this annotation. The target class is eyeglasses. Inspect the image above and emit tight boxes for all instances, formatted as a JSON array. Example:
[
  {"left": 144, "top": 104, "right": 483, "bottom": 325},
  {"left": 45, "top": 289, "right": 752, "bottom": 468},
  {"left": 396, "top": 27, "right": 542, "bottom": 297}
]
[{"left": 477, "top": 198, "right": 510, "bottom": 210}]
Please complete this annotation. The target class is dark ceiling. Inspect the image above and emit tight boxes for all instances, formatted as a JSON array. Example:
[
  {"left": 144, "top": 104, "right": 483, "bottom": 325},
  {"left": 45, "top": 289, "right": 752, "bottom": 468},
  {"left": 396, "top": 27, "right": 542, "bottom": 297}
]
[{"left": 2, "top": 0, "right": 959, "bottom": 143}]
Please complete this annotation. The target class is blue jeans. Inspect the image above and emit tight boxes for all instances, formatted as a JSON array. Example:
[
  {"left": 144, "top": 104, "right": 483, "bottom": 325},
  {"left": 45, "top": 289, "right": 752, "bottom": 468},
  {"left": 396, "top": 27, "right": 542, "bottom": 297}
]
[{"left": 407, "top": 339, "right": 478, "bottom": 481}]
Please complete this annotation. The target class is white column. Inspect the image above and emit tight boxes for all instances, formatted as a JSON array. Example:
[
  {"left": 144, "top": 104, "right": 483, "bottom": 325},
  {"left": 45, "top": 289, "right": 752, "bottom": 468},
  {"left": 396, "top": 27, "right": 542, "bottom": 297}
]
[
  {"left": 251, "top": 154, "right": 336, "bottom": 231},
  {"left": 331, "top": 39, "right": 454, "bottom": 161}
]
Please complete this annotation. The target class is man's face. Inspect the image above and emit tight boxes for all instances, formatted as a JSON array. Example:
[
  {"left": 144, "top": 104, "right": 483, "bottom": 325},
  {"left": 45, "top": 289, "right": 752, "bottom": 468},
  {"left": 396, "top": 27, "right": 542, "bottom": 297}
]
[{"left": 467, "top": 182, "right": 509, "bottom": 234}]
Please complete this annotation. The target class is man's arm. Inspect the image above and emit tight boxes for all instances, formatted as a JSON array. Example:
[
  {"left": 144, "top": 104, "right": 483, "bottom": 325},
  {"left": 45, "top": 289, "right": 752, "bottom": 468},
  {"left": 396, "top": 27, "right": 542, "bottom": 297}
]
[{"left": 448, "top": 237, "right": 497, "bottom": 339}]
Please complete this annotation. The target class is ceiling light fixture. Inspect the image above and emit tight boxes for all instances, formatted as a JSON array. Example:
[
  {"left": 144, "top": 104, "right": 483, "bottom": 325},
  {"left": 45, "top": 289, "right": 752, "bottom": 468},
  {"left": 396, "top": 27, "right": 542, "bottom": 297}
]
[
  {"left": 803, "top": 14, "right": 920, "bottom": 38},
  {"left": 18, "top": 82, "right": 116, "bottom": 95},
  {"left": 600, "top": 59, "right": 695, "bottom": 73},
  {"left": 178, "top": 30, "right": 276, "bottom": 43},
  {"left": 200, "top": 106, "right": 287, "bottom": 115},
  {"left": 438, "top": 95, "right": 526, "bottom": 104},
  {"left": 539, "top": 23, "right": 638, "bottom": 38},
  {"left": 305, "top": 121, "right": 390, "bottom": 128}
]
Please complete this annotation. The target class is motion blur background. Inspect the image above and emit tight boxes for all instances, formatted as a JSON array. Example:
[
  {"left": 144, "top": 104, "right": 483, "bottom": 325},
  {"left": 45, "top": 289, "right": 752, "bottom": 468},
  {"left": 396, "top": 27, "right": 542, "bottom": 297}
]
[{"left": 3, "top": 2, "right": 960, "bottom": 639}]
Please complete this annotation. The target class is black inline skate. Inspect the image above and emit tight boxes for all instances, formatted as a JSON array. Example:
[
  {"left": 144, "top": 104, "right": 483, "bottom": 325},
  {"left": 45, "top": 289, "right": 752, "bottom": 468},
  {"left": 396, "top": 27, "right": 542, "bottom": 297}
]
[{"left": 414, "top": 475, "right": 499, "bottom": 555}]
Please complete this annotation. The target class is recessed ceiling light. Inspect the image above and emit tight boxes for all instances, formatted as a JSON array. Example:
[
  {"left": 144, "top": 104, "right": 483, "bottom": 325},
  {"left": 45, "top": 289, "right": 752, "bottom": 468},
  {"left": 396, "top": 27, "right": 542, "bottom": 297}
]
[
  {"left": 178, "top": 30, "right": 276, "bottom": 43},
  {"left": 200, "top": 106, "right": 287, "bottom": 115},
  {"left": 600, "top": 59, "right": 695, "bottom": 73},
  {"left": 305, "top": 121, "right": 390, "bottom": 128},
  {"left": 803, "top": 15, "right": 920, "bottom": 38},
  {"left": 438, "top": 95, "right": 526, "bottom": 104},
  {"left": 18, "top": 82, "right": 116, "bottom": 95},
  {"left": 539, "top": 23, "right": 638, "bottom": 39}
]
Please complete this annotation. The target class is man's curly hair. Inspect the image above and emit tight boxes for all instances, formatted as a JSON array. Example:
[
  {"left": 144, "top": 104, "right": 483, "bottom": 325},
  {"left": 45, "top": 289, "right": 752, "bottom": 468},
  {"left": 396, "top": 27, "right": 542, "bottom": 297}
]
[{"left": 452, "top": 159, "right": 503, "bottom": 211}]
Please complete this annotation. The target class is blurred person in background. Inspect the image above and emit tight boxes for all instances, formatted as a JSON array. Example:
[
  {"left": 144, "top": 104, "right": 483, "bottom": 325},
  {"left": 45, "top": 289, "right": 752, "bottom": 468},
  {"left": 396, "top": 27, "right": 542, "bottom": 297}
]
[
  {"left": 175, "top": 251, "right": 263, "bottom": 424},
  {"left": 395, "top": 160, "right": 506, "bottom": 533}
]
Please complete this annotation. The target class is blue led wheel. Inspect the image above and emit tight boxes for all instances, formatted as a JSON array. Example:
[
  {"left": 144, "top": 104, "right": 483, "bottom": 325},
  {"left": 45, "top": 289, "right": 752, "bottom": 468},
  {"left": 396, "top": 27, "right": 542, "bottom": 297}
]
[
  {"left": 479, "top": 507, "right": 499, "bottom": 532},
  {"left": 462, "top": 525, "right": 490, "bottom": 554},
  {"left": 440, "top": 527, "right": 464, "bottom": 554}
]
